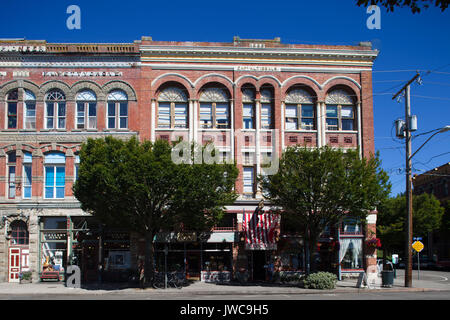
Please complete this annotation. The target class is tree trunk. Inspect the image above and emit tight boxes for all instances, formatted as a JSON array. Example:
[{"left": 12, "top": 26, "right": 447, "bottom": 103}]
[{"left": 144, "top": 231, "right": 155, "bottom": 286}]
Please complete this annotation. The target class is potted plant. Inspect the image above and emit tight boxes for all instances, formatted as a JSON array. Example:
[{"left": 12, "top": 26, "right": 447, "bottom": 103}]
[
  {"left": 365, "top": 237, "right": 381, "bottom": 254},
  {"left": 20, "top": 271, "right": 33, "bottom": 284}
]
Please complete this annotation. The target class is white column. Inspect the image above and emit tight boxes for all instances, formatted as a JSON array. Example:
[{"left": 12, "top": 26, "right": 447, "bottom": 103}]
[
  {"left": 281, "top": 101, "right": 285, "bottom": 151},
  {"left": 321, "top": 102, "right": 327, "bottom": 147},
  {"left": 230, "top": 99, "right": 235, "bottom": 162},
  {"left": 255, "top": 99, "right": 261, "bottom": 176},
  {"left": 151, "top": 99, "right": 156, "bottom": 142},
  {"left": 316, "top": 101, "right": 322, "bottom": 148},
  {"left": 357, "top": 102, "right": 362, "bottom": 158},
  {"left": 189, "top": 100, "right": 194, "bottom": 143},
  {"left": 193, "top": 100, "right": 198, "bottom": 144}
]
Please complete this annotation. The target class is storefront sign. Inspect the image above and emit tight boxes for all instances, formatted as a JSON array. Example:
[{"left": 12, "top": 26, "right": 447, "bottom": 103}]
[
  {"left": 234, "top": 66, "right": 281, "bottom": 72},
  {"left": 0, "top": 45, "right": 46, "bottom": 52},
  {"left": 42, "top": 232, "right": 67, "bottom": 241},
  {"left": 207, "top": 232, "right": 236, "bottom": 243},
  {"left": 42, "top": 71, "right": 123, "bottom": 77},
  {"left": 177, "top": 232, "right": 197, "bottom": 242}
]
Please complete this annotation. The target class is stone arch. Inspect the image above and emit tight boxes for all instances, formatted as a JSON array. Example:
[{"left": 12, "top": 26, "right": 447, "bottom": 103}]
[
  {"left": 284, "top": 84, "right": 317, "bottom": 103},
  {"left": 39, "top": 80, "right": 72, "bottom": 100},
  {"left": 151, "top": 73, "right": 195, "bottom": 95},
  {"left": 282, "top": 75, "right": 321, "bottom": 95},
  {"left": 322, "top": 79, "right": 361, "bottom": 103},
  {"left": 155, "top": 81, "right": 190, "bottom": 101},
  {"left": 194, "top": 74, "right": 234, "bottom": 99},
  {"left": 0, "top": 80, "right": 40, "bottom": 100},
  {"left": 103, "top": 80, "right": 137, "bottom": 101},
  {"left": 71, "top": 80, "right": 105, "bottom": 101}
]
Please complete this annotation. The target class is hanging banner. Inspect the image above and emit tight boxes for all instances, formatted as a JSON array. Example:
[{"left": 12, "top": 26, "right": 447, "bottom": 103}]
[{"left": 243, "top": 211, "right": 279, "bottom": 250}]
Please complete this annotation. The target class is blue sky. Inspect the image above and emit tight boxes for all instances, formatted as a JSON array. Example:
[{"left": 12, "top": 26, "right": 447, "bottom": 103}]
[{"left": 1, "top": 0, "right": 449, "bottom": 197}]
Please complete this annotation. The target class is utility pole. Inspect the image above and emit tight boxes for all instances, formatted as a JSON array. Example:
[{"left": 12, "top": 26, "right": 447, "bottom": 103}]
[{"left": 392, "top": 73, "right": 420, "bottom": 288}]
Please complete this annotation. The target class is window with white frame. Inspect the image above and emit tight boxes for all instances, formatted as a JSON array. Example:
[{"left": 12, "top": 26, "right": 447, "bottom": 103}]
[
  {"left": 242, "top": 88, "right": 255, "bottom": 129},
  {"left": 285, "top": 88, "right": 315, "bottom": 130},
  {"left": 76, "top": 90, "right": 97, "bottom": 129},
  {"left": 157, "top": 87, "right": 188, "bottom": 128},
  {"left": 22, "top": 152, "right": 32, "bottom": 199},
  {"left": 7, "top": 89, "right": 18, "bottom": 129},
  {"left": 45, "top": 90, "right": 66, "bottom": 129},
  {"left": 24, "top": 90, "right": 36, "bottom": 129},
  {"left": 75, "top": 155, "right": 80, "bottom": 181},
  {"left": 325, "top": 89, "right": 355, "bottom": 131},
  {"left": 107, "top": 90, "right": 128, "bottom": 129},
  {"left": 44, "top": 153, "right": 66, "bottom": 199},
  {"left": 339, "top": 238, "right": 363, "bottom": 269},
  {"left": 199, "top": 88, "right": 230, "bottom": 129},
  {"left": 260, "top": 89, "right": 273, "bottom": 129},
  {"left": 243, "top": 166, "right": 255, "bottom": 194},
  {"left": 7, "top": 152, "right": 16, "bottom": 199}
]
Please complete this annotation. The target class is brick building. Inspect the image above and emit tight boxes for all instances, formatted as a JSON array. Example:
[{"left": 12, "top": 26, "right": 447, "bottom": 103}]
[{"left": 0, "top": 36, "right": 378, "bottom": 283}]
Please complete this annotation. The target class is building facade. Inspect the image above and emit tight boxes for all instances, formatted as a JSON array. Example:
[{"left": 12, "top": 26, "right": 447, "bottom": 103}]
[{"left": 0, "top": 36, "right": 378, "bottom": 283}]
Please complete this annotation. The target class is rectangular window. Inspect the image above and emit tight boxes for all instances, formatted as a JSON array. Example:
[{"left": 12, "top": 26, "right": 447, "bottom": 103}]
[
  {"left": 107, "top": 102, "right": 116, "bottom": 128},
  {"left": 23, "top": 165, "right": 32, "bottom": 199},
  {"left": 45, "top": 166, "right": 65, "bottom": 199},
  {"left": 200, "top": 103, "right": 212, "bottom": 128},
  {"left": 285, "top": 105, "right": 298, "bottom": 130},
  {"left": 261, "top": 104, "right": 272, "bottom": 129},
  {"left": 8, "top": 166, "right": 16, "bottom": 199},
  {"left": 215, "top": 103, "right": 229, "bottom": 128},
  {"left": 8, "top": 102, "right": 17, "bottom": 129},
  {"left": 174, "top": 103, "right": 187, "bottom": 128},
  {"left": 243, "top": 104, "right": 254, "bottom": 129},
  {"left": 24, "top": 102, "right": 36, "bottom": 129},
  {"left": 119, "top": 103, "right": 128, "bottom": 129},
  {"left": 243, "top": 167, "right": 254, "bottom": 194},
  {"left": 46, "top": 102, "right": 66, "bottom": 129},
  {"left": 341, "top": 106, "right": 354, "bottom": 131},
  {"left": 158, "top": 103, "right": 171, "bottom": 128},
  {"left": 326, "top": 105, "right": 339, "bottom": 131},
  {"left": 301, "top": 104, "right": 315, "bottom": 130}
]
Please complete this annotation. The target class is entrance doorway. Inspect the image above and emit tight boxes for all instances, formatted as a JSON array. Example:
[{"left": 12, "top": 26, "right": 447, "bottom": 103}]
[
  {"left": 186, "top": 253, "right": 200, "bottom": 280},
  {"left": 252, "top": 251, "right": 266, "bottom": 281},
  {"left": 9, "top": 248, "right": 20, "bottom": 282}
]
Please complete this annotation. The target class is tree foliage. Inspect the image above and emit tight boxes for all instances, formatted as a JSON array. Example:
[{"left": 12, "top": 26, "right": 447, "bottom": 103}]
[
  {"left": 377, "top": 193, "right": 445, "bottom": 254},
  {"left": 356, "top": 0, "right": 449, "bottom": 13},
  {"left": 260, "top": 146, "right": 390, "bottom": 273},
  {"left": 73, "top": 136, "right": 238, "bottom": 283}
]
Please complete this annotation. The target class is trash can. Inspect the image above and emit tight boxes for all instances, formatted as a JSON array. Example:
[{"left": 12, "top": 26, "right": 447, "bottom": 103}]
[{"left": 381, "top": 270, "right": 394, "bottom": 287}]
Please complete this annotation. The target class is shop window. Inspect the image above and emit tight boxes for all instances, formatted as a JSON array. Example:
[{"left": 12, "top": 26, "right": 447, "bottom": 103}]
[
  {"left": 6, "top": 89, "right": 18, "bottom": 129},
  {"left": 199, "top": 87, "right": 230, "bottom": 129},
  {"left": 107, "top": 90, "right": 128, "bottom": 129},
  {"left": 285, "top": 88, "right": 316, "bottom": 130},
  {"left": 7, "top": 152, "right": 16, "bottom": 199},
  {"left": 76, "top": 90, "right": 97, "bottom": 129},
  {"left": 339, "top": 238, "right": 363, "bottom": 269},
  {"left": 325, "top": 89, "right": 356, "bottom": 131},
  {"left": 45, "top": 90, "right": 66, "bottom": 129},
  {"left": 24, "top": 90, "right": 36, "bottom": 129},
  {"left": 44, "top": 152, "right": 66, "bottom": 199},
  {"left": 157, "top": 87, "right": 188, "bottom": 128},
  {"left": 23, "top": 152, "right": 32, "bottom": 199},
  {"left": 10, "top": 220, "right": 29, "bottom": 245}
]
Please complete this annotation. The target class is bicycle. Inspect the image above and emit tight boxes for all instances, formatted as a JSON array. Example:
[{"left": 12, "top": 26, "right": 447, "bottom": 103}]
[{"left": 152, "top": 272, "right": 183, "bottom": 289}]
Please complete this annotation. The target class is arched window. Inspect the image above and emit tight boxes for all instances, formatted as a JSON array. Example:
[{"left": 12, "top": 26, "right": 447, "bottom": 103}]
[
  {"left": 285, "top": 88, "right": 315, "bottom": 130},
  {"left": 242, "top": 87, "right": 256, "bottom": 129},
  {"left": 7, "top": 89, "right": 18, "bottom": 129},
  {"left": 24, "top": 90, "right": 36, "bottom": 129},
  {"left": 23, "top": 152, "right": 32, "bottom": 199},
  {"left": 107, "top": 90, "right": 128, "bottom": 129},
  {"left": 157, "top": 87, "right": 188, "bottom": 128},
  {"left": 45, "top": 90, "right": 66, "bottom": 129},
  {"left": 325, "top": 88, "right": 356, "bottom": 131},
  {"left": 199, "top": 87, "right": 230, "bottom": 129},
  {"left": 44, "top": 152, "right": 66, "bottom": 199},
  {"left": 76, "top": 90, "right": 97, "bottom": 129},
  {"left": 10, "top": 220, "right": 29, "bottom": 245},
  {"left": 260, "top": 88, "right": 273, "bottom": 129}
]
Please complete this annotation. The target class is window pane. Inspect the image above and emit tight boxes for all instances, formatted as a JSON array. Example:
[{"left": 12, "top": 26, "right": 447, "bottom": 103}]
[
  {"left": 243, "top": 167, "right": 254, "bottom": 193},
  {"left": 285, "top": 118, "right": 298, "bottom": 130},
  {"left": 56, "top": 187, "right": 65, "bottom": 199},
  {"left": 55, "top": 166, "right": 65, "bottom": 187},
  {"left": 326, "top": 105, "right": 338, "bottom": 117},
  {"left": 158, "top": 103, "right": 171, "bottom": 127},
  {"left": 108, "top": 103, "right": 116, "bottom": 117},
  {"left": 301, "top": 118, "right": 314, "bottom": 130},
  {"left": 215, "top": 103, "right": 229, "bottom": 128},
  {"left": 285, "top": 105, "right": 297, "bottom": 117},
  {"left": 342, "top": 119, "right": 354, "bottom": 131},
  {"left": 119, "top": 117, "right": 128, "bottom": 129},
  {"left": 108, "top": 117, "right": 116, "bottom": 129},
  {"left": 8, "top": 103, "right": 17, "bottom": 128},
  {"left": 46, "top": 103, "right": 54, "bottom": 116},
  {"left": 58, "top": 103, "right": 66, "bottom": 116},
  {"left": 45, "top": 167, "right": 54, "bottom": 187},
  {"left": 88, "top": 103, "right": 97, "bottom": 116},
  {"left": 326, "top": 118, "right": 338, "bottom": 130},
  {"left": 200, "top": 103, "right": 212, "bottom": 128},
  {"left": 261, "top": 104, "right": 271, "bottom": 129},
  {"left": 301, "top": 104, "right": 314, "bottom": 117},
  {"left": 341, "top": 106, "right": 353, "bottom": 118},
  {"left": 45, "top": 187, "right": 54, "bottom": 199},
  {"left": 24, "top": 165, "right": 32, "bottom": 185},
  {"left": 174, "top": 103, "right": 187, "bottom": 128},
  {"left": 120, "top": 103, "right": 128, "bottom": 116}
]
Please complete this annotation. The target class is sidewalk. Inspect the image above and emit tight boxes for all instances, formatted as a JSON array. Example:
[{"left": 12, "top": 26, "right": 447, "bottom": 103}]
[{"left": 0, "top": 272, "right": 448, "bottom": 296}]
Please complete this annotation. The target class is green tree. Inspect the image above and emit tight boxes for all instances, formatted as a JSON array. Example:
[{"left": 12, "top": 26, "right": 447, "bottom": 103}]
[
  {"left": 377, "top": 193, "right": 445, "bottom": 256},
  {"left": 356, "top": 0, "right": 449, "bottom": 13},
  {"left": 260, "top": 146, "right": 390, "bottom": 274},
  {"left": 73, "top": 136, "right": 238, "bottom": 284}
]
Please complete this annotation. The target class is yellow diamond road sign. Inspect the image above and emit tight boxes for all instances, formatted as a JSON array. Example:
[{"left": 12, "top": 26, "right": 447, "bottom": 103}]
[{"left": 412, "top": 241, "right": 424, "bottom": 253}]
